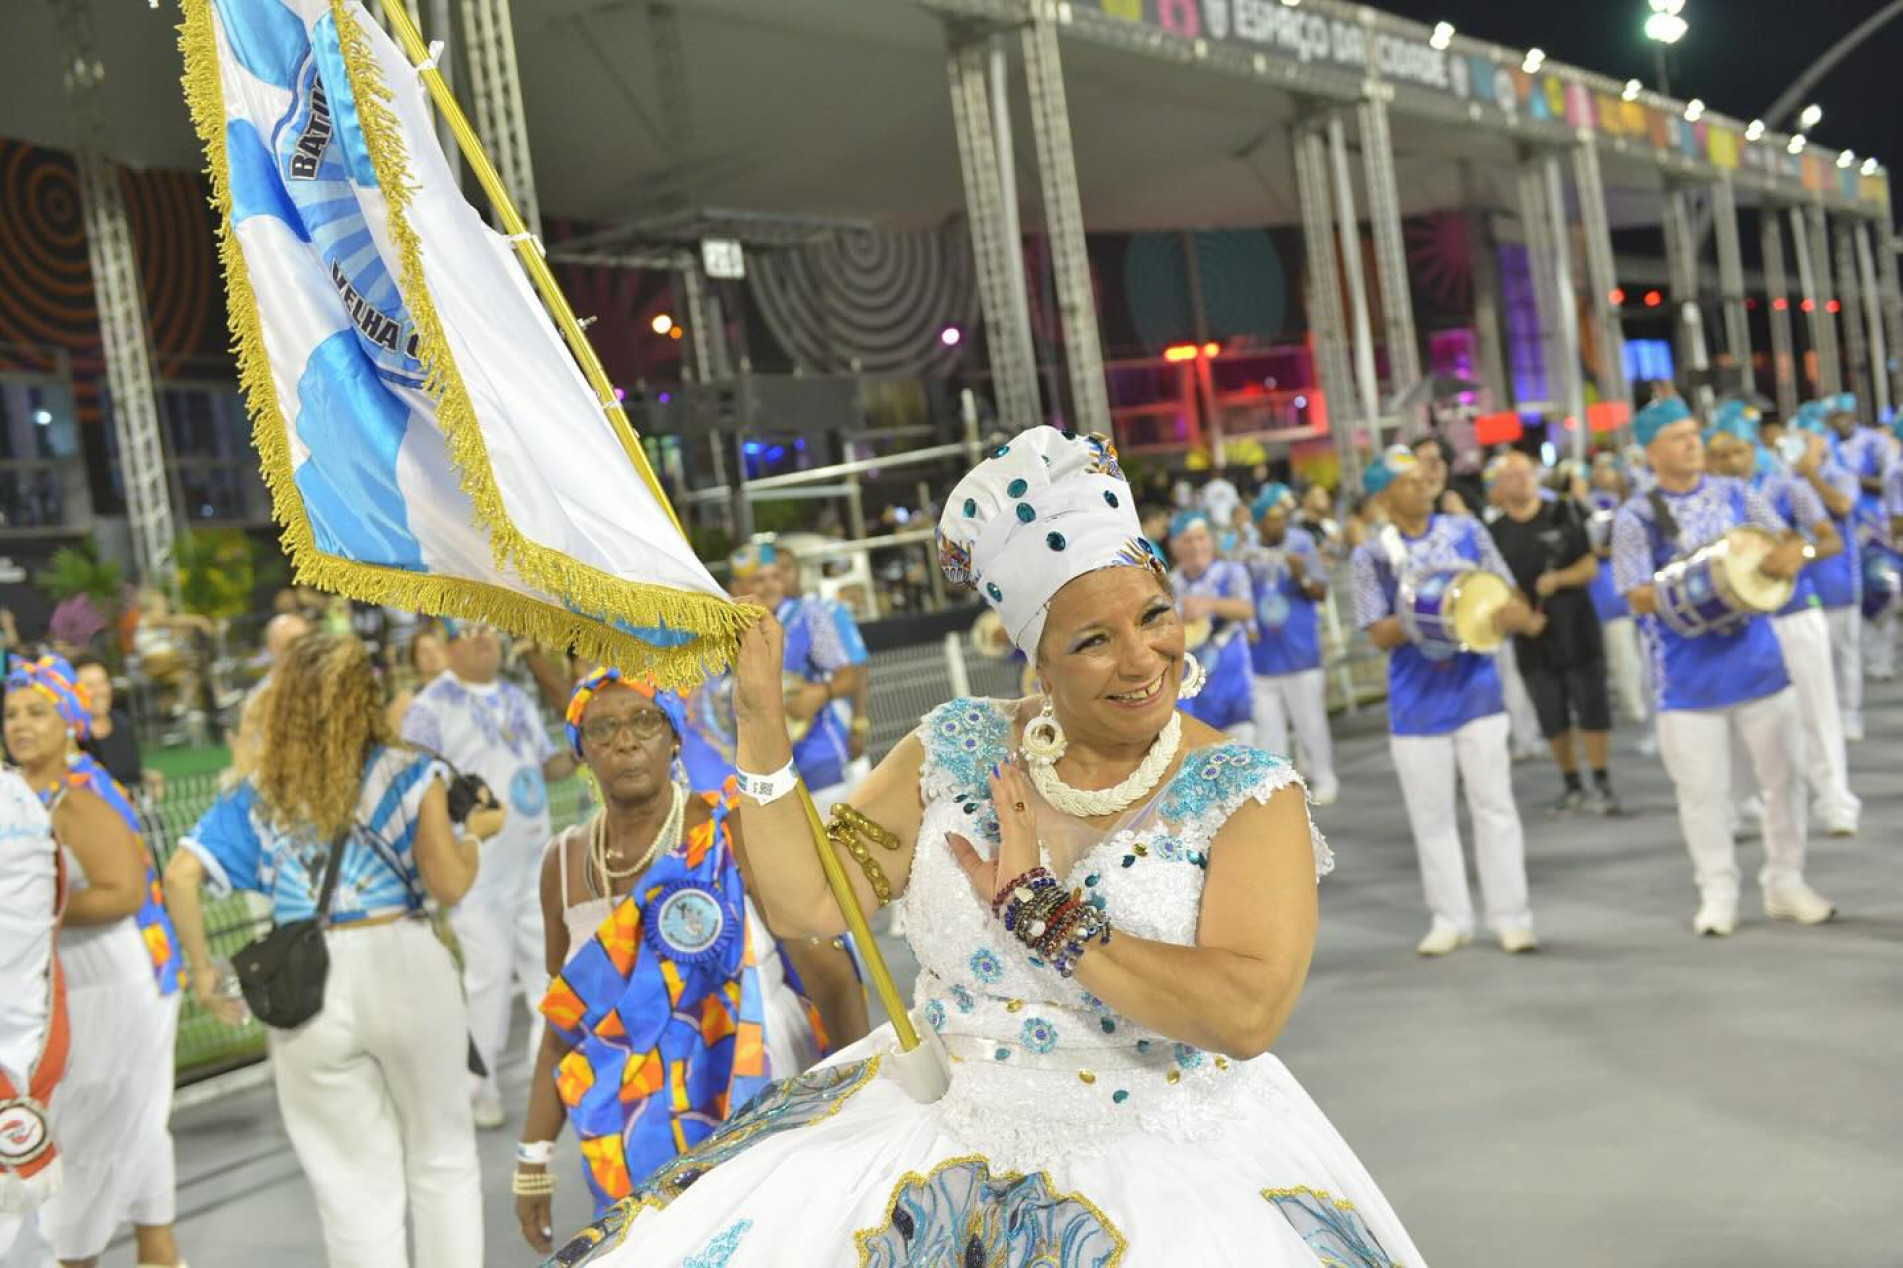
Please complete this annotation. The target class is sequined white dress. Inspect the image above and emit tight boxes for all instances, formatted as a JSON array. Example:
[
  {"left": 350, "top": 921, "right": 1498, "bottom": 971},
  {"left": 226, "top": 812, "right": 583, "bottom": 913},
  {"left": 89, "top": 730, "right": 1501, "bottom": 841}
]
[{"left": 544, "top": 698, "right": 1426, "bottom": 1268}]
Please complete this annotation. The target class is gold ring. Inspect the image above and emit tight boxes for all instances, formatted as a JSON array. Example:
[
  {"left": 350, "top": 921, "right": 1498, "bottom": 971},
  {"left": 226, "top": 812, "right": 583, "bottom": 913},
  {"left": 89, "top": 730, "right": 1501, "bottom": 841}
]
[{"left": 1013, "top": 801, "right": 1026, "bottom": 812}]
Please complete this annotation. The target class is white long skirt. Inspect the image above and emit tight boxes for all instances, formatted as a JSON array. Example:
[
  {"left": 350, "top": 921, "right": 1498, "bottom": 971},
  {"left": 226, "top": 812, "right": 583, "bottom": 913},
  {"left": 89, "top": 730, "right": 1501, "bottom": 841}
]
[
  {"left": 38, "top": 923, "right": 179, "bottom": 1259},
  {"left": 547, "top": 1023, "right": 1425, "bottom": 1267}
]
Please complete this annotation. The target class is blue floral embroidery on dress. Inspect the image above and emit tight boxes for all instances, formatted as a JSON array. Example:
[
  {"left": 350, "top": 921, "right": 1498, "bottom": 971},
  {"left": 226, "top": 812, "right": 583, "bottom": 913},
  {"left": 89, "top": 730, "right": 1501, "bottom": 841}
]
[
  {"left": 921, "top": 698, "right": 1012, "bottom": 798},
  {"left": 1173, "top": 1042, "right": 1205, "bottom": 1070},
  {"left": 1021, "top": 1017, "right": 1058, "bottom": 1054},
  {"left": 1263, "top": 1188, "right": 1400, "bottom": 1268},
  {"left": 969, "top": 948, "right": 1004, "bottom": 983},
  {"left": 1157, "top": 745, "right": 1289, "bottom": 825},
  {"left": 855, "top": 1158, "right": 1126, "bottom": 1267},
  {"left": 950, "top": 984, "right": 975, "bottom": 1013},
  {"left": 924, "top": 999, "right": 946, "bottom": 1033},
  {"left": 682, "top": 1219, "right": 755, "bottom": 1268},
  {"left": 1150, "top": 834, "right": 1186, "bottom": 862}
]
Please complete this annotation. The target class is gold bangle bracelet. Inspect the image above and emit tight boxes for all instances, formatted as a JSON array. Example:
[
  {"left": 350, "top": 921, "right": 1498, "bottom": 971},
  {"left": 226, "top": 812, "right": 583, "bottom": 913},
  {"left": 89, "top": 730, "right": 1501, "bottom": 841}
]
[{"left": 828, "top": 802, "right": 901, "bottom": 851}]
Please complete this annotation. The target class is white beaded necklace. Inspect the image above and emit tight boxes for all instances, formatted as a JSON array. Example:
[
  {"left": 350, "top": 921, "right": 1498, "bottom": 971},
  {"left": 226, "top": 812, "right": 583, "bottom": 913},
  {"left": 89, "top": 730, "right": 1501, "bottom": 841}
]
[
  {"left": 590, "top": 781, "right": 684, "bottom": 898},
  {"left": 1026, "top": 711, "right": 1182, "bottom": 819}
]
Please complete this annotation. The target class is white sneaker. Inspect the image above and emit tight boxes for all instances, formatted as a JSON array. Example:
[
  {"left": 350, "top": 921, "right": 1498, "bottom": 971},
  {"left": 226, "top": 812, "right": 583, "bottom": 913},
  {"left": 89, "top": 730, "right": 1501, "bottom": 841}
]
[
  {"left": 1764, "top": 882, "right": 1836, "bottom": 926},
  {"left": 1843, "top": 720, "right": 1865, "bottom": 743},
  {"left": 1309, "top": 785, "right": 1339, "bottom": 808},
  {"left": 1823, "top": 817, "right": 1860, "bottom": 838},
  {"left": 1692, "top": 895, "right": 1738, "bottom": 937},
  {"left": 1498, "top": 927, "right": 1539, "bottom": 954},
  {"left": 1416, "top": 920, "right": 1472, "bottom": 957},
  {"left": 472, "top": 1091, "right": 507, "bottom": 1131}
]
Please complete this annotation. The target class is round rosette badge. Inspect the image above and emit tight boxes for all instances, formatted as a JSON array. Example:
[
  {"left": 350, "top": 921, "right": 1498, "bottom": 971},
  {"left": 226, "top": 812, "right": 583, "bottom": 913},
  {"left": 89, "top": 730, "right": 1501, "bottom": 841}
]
[
  {"left": 642, "top": 879, "right": 741, "bottom": 966},
  {"left": 0, "top": 1097, "right": 52, "bottom": 1168}
]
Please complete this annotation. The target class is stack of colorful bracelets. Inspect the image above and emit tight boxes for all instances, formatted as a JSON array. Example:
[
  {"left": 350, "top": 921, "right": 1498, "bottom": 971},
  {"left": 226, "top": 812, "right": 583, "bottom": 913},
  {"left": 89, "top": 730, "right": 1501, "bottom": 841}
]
[{"left": 992, "top": 866, "right": 1112, "bottom": 978}]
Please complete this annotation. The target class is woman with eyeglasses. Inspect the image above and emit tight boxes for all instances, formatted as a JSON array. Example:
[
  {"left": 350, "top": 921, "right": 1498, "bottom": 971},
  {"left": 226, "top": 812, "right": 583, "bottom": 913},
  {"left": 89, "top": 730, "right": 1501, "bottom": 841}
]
[{"left": 511, "top": 669, "right": 864, "bottom": 1254}]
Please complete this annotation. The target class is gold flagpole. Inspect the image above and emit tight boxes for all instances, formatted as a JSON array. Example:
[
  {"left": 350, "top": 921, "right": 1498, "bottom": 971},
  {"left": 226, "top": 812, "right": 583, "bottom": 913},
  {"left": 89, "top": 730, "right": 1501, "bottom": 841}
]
[{"left": 372, "top": 0, "right": 921, "bottom": 1053}]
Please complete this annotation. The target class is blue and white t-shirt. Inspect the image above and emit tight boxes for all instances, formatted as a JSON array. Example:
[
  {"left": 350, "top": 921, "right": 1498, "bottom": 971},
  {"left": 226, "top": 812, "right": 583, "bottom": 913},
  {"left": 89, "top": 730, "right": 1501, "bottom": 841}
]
[
  {"left": 401, "top": 673, "right": 556, "bottom": 909},
  {"left": 1169, "top": 560, "right": 1253, "bottom": 644},
  {"left": 1242, "top": 528, "right": 1323, "bottom": 677},
  {"left": 1802, "top": 457, "right": 1862, "bottom": 610},
  {"left": 1837, "top": 426, "right": 1891, "bottom": 546},
  {"left": 780, "top": 595, "right": 868, "bottom": 791},
  {"left": 1884, "top": 457, "right": 1903, "bottom": 528},
  {"left": 1755, "top": 471, "right": 1828, "bottom": 616},
  {"left": 1351, "top": 515, "right": 1512, "bottom": 737},
  {"left": 182, "top": 747, "right": 447, "bottom": 925},
  {"left": 1610, "top": 476, "right": 1791, "bottom": 713}
]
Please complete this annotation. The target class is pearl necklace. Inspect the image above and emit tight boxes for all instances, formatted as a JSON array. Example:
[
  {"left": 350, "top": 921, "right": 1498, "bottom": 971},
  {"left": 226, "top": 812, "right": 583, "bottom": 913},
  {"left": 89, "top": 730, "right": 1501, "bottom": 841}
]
[
  {"left": 1027, "top": 711, "right": 1182, "bottom": 819},
  {"left": 590, "top": 782, "right": 684, "bottom": 897}
]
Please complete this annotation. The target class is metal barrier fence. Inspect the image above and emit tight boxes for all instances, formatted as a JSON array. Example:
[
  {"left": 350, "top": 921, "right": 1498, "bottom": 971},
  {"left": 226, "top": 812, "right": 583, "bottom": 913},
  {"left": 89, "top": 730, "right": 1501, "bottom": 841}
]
[{"left": 150, "top": 767, "right": 594, "bottom": 1083}]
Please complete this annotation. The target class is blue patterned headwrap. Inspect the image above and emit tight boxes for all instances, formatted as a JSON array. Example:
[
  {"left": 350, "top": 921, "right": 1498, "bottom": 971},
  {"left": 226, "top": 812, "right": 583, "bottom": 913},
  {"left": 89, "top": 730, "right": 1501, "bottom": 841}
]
[
  {"left": 565, "top": 667, "right": 686, "bottom": 758},
  {"left": 1707, "top": 399, "right": 1761, "bottom": 443},
  {"left": 1249, "top": 483, "right": 1295, "bottom": 520},
  {"left": 5, "top": 655, "right": 90, "bottom": 738}
]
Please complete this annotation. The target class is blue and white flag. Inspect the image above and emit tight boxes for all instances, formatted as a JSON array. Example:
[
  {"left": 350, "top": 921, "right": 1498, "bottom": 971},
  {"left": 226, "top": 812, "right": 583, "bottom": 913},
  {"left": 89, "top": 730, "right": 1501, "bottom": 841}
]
[{"left": 180, "top": 0, "right": 743, "bottom": 686}]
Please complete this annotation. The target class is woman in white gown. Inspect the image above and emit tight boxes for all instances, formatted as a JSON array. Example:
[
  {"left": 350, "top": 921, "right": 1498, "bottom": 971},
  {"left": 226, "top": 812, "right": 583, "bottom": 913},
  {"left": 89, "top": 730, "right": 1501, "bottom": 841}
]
[{"left": 545, "top": 428, "right": 1425, "bottom": 1267}]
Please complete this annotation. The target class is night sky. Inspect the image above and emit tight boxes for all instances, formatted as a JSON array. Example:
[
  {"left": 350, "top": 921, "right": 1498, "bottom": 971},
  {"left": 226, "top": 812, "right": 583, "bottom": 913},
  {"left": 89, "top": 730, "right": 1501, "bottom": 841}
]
[{"left": 1376, "top": 0, "right": 1903, "bottom": 173}]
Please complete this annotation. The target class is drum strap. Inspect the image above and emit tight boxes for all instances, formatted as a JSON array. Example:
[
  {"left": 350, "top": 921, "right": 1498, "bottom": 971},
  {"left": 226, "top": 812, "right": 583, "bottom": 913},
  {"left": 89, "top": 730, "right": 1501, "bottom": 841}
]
[{"left": 1646, "top": 490, "right": 1683, "bottom": 558}]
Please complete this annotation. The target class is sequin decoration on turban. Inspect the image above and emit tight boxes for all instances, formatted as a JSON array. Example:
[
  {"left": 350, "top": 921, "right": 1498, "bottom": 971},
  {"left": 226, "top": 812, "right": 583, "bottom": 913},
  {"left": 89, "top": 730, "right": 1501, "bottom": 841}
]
[{"left": 936, "top": 428, "right": 1162, "bottom": 655}]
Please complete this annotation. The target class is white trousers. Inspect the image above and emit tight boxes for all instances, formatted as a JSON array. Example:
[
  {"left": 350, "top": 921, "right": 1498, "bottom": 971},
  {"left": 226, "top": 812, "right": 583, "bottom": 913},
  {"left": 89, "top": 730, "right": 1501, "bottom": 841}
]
[
  {"left": 1251, "top": 669, "right": 1338, "bottom": 799},
  {"left": 1389, "top": 713, "right": 1531, "bottom": 935},
  {"left": 1656, "top": 689, "right": 1807, "bottom": 902},
  {"left": 271, "top": 920, "right": 483, "bottom": 1268},
  {"left": 1825, "top": 606, "right": 1862, "bottom": 736},
  {"left": 450, "top": 884, "right": 545, "bottom": 1103},
  {"left": 1602, "top": 616, "right": 1650, "bottom": 726},
  {"left": 1771, "top": 608, "right": 1860, "bottom": 827},
  {"left": 1496, "top": 649, "right": 1544, "bottom": 756},
  {"left": 1865, "top": 605, "right": 1897, "bottom": 679}
]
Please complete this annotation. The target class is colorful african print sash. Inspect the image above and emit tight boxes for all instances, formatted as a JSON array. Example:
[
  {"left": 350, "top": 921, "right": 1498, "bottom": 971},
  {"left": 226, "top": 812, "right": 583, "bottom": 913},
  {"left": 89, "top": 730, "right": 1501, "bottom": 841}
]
[
  {"left": 541, "top": 792, "right": 770, "bottom": 1215},
  {"left": 43, "top": 754, "right": 180, "bottom": 997}
]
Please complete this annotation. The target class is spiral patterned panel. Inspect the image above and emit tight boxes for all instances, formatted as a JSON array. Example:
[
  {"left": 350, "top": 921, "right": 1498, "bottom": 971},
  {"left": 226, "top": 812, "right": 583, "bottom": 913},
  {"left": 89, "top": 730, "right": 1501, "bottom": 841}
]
[
  {"left": 0, "top": 142, "right": 97, "bottom": 357},
  {"left": 750, "top": 226, "right": 977, "bottom": 377}
]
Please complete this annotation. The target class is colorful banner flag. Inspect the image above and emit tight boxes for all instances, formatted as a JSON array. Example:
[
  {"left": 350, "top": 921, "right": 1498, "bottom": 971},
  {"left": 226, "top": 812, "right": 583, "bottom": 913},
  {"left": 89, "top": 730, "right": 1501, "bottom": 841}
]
[{"left": 179, "top": 0, "right": 743, "bottom": 686}]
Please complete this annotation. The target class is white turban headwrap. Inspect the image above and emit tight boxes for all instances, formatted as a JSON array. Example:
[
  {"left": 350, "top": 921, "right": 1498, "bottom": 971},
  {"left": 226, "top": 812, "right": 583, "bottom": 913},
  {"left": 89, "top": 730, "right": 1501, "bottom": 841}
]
[{"left": 936, "top": 428, "right": 1162, "bottom": 655}]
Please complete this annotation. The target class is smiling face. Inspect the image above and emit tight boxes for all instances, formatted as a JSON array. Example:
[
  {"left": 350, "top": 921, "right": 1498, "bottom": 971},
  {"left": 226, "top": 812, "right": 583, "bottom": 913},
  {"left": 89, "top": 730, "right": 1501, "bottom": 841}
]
[
  {"left": 577, "top": 684, "right": 678, "bottom": 808},
  {"left": 1410, "top": 441, "right": 1447, "bottom": 498},
  {"left": 1034, "top": 566, "right": 1185, "bottom": 751},
  {"left": 4, "top": 689, "right": 71, "bottom": 776}
]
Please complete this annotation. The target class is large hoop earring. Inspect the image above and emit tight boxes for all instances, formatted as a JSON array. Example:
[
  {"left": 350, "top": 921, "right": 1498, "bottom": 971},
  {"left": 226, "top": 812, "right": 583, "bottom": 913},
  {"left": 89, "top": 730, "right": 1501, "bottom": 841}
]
[
  {"left": 1020, "top": 695, "right": 1068, "bottom": 766},
  {"left": 1178, "top": 654, "right": 1206, "bottom": 700}
]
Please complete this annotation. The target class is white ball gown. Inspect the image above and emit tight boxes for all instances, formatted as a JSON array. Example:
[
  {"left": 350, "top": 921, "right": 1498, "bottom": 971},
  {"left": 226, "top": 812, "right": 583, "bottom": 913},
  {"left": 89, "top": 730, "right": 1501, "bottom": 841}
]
[{"left": 543, "top": 698, "right": 1427, "bottom": 1267}]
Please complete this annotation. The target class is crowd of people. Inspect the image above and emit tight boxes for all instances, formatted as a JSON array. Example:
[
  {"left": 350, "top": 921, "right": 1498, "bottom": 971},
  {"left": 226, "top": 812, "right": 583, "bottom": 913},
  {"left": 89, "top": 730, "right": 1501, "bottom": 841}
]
[{"left": 0, "top": 390, "right": 1896, "bottom": 1265}]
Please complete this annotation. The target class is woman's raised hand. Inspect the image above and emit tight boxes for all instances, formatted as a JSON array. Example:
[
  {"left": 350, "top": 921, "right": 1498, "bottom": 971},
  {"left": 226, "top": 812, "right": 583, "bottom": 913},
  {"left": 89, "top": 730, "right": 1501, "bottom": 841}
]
[
  {"left": 731, "top": 608, "right": 788, "bottom": 726},
  {"left": 947, "top": 755, "right": 1040, "bottom": 909}
]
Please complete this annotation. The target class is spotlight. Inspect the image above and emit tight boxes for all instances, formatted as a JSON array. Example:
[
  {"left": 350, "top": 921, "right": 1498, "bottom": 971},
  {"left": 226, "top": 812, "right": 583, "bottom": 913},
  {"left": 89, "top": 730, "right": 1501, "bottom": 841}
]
[
  {"left": 1522, "top": 48, "right": 1545, "bottom": 73},
  {"left": 1798, "top": 103, "right": 1823, "bottom": 131},
  {"left": 1788, "top": 134, "right": 1807, "bottom": 155},
  {"left": 650, "top": 313, "right": 674, "bottom": 335},
  {"left": 1622, "top": 79, "right": 1642, "bottom": 102},
  {"left": 1745, "top": 119, "right": 1765, "bottom": 142},
  {"left": 1683, "top": 99, "right": 1704, "bottom": 123},
  {"left": 1837, "top": 150, "right": 1855, "bottom": 169},
  {"left": 1429, "top": 21, "right": 1454, "bottom": 50},
  {"left": 940, "top": 325, "right": 963, "bottom": 347},
  {"left": 1643, "top": 290, "right": 1663, "bottom": 308},
  {"left": 1862, "top": 157, "right": 1880, "bottom": 176}
]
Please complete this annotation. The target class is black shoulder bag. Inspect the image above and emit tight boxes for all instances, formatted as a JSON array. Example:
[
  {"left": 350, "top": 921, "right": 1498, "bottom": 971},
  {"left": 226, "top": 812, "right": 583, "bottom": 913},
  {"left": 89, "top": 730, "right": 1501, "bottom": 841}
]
[{"left": 231, "top": 832, "right": 349, "bottom": 1030}]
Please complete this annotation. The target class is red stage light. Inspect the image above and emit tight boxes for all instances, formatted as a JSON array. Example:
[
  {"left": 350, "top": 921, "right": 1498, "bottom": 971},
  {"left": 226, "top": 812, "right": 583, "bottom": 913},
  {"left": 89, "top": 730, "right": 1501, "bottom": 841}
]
[
  {"left": 1772, "top": 298, "right": 1789, "bottom": 311},
  {"left": 1163, "top": 344, "right": 1198, "bottom": 363},
  {"left": 1800, "top": 299, "right": 1816, "bottom": 313},
  {"left": 1609, "top": 287, "right": 1626, "bottom": 305},
  {"left": 1745, "top": 297, "right": 1758, "bottom": 311},
  {"left": 1825, "top": 299, "right": 1841, "bottom": 313},
  {"left": 1643, "top": 290, "right": 1663, "bottom": 307}
]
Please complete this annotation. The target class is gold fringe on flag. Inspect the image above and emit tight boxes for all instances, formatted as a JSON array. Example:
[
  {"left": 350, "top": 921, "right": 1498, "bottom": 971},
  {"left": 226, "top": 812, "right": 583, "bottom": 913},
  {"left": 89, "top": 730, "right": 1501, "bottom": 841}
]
[{"left": 178, "top": 0, "right": 749, "bottom": 689}]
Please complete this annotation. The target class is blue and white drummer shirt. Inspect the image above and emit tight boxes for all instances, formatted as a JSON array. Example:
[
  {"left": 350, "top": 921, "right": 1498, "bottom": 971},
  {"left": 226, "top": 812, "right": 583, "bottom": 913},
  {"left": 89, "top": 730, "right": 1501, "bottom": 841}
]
[
  {"left": 1351, "top": 514, "right": 1513, "bottom": 738},
  {"left": 779, "top": 595, "right": 868, "bottom": 792},
  {"left": 1242, "top": 528, "right": 1324, "bottom": 677},
  {"left": 1609, "top": 475, "right": 1791, "bottom": 714},
  {"left": 1755, "top": 471, "right": 1828, "bottom": 616},
  {"left": 1803, "top": 457, "right": 1863, "bottom": 610}
]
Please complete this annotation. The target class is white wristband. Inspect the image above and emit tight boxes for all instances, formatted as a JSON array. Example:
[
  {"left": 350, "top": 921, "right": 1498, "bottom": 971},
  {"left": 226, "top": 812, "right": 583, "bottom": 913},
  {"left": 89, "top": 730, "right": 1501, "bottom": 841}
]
[
  {"left": 734, "top": 760, "right": 800, "bottom": 805},
  {"left": 515, "top": 1139, "right": 555, "bottom": 1167}
]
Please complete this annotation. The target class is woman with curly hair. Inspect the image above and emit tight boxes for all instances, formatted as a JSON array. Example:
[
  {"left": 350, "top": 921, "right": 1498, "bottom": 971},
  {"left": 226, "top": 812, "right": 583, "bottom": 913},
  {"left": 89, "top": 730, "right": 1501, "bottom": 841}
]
[{"left": 163, "top": 632, "right": 503, "bottom": 1268}]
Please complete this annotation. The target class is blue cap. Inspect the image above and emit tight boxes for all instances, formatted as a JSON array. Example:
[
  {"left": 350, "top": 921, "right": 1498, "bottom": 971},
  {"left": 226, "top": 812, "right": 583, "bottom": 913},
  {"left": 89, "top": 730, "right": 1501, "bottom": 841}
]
[
  {"left": 1633, "top": 396, "right": 1694, "bottom": 446},
  {"left": 1707, "top": 399, "right": 1760, "bottom": 443},
  {"left": 729, "top": 539, "right": 780, "bottom": 578},
  {"left": 1791, "top": 401, "right": 1830, "bottom": 436},
  {"left": 1167, "top": 509, "right": 1212, "bottom": 540},
  {"left": 1362, "top": 450, "right": 1417, "bottom": 495},
  {"left": 1828, "top": 391, "right": 1858, "bottom": 416},
  {"left": 1249, "top": 482, "right": 1294, "bottom": 520}
]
